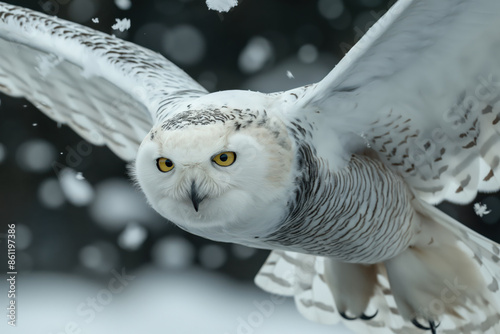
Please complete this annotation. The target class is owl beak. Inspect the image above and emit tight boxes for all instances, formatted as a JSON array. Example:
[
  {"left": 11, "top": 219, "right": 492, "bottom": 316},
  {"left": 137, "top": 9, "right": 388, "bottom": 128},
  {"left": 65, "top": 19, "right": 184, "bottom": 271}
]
[{"left": 190, "top": 181, "right": 204, "bottom": 212}]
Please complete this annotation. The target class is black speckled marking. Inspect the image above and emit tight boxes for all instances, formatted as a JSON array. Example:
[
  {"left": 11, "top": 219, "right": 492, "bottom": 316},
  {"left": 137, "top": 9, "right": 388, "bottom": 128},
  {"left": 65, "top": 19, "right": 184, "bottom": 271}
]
[{"left": 161, "top": 108, "right": 268, "bottom": 131}]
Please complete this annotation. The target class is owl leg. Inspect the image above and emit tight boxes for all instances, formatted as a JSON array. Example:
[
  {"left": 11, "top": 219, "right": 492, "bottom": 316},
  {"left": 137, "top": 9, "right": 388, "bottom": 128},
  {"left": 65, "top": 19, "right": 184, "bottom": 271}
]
[
  {"left": 383, "top": 208, "right": 487, "bottom": 331},
  {"left": 324, "top": 258, "right": 378, "bottom": 319}
]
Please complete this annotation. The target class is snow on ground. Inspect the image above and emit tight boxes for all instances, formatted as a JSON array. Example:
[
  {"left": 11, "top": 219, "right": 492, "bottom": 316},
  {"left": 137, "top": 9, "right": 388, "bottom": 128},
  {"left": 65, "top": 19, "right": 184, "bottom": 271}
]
[{"left": 1, "top": 267, "right": 354, "bottom": 334}]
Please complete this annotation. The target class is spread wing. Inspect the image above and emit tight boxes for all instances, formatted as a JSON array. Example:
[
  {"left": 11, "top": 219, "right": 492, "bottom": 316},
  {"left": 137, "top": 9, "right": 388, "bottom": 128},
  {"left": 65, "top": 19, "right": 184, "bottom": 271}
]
[
  {"left": 284, "top": 0, "right": 500, "bottom": 205},
  {"left": 0, "top": 2, "right": 207, "bottom": 160}
]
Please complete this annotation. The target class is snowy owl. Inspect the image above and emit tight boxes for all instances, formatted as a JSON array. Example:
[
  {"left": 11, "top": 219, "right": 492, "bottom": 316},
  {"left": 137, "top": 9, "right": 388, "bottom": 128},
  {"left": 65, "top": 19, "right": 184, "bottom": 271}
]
[{"left": 1, "top": 1, "right": 500, "bottom": 333}]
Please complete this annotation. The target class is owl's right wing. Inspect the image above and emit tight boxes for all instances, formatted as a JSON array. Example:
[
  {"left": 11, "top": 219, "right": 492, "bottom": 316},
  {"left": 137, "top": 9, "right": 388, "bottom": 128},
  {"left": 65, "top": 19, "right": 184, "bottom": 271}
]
[
  {"left": 0, "top": 3, "right": 207, "bottom": 160},
  {"left": 281, "top": 0, "right": 500, "bottom": 206}
]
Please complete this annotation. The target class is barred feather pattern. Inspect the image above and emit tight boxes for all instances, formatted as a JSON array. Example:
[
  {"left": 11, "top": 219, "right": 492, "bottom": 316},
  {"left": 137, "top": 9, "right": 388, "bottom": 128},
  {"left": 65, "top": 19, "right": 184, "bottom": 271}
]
[
  {"left": 255, "top": 240, "right": 500, "bottom": 334},
  {"left": 0, "top": 3, "right": 207, "bottom": 159},
  {"left": 292, "top": 0, "right": 500, "bottom": 206},
  {"left": 367, "top": 97, "right": 500, "bottom": 206},
  {"left": 263, "top": 152, "right": 416, "bottom": 264}
]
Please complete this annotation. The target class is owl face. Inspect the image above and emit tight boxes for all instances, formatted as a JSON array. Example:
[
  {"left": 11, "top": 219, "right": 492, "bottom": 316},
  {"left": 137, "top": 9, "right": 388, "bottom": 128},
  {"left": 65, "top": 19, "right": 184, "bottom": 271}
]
[{"left": 133, "top": 115, "right": 295, "bottom": 243}]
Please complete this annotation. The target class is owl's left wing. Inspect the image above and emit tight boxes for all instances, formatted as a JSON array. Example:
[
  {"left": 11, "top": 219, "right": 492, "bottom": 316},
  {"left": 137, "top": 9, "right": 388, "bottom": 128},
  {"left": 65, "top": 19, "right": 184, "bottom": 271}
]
[
  {"left": 283, "top": 0, "right": 500, "bottom": 205},
  {"left": 0, "top": 3, "right": 207, "bottom": 160}
]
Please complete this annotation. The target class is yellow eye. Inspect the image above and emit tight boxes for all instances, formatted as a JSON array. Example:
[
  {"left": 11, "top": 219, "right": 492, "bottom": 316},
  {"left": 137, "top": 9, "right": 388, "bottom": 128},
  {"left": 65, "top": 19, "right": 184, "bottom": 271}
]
[
  {"left": 156, "top": 158, "right": 174, "bottom": 172},
  {"left": 213, "top": 152, "right": 236, "bottom": 167}
]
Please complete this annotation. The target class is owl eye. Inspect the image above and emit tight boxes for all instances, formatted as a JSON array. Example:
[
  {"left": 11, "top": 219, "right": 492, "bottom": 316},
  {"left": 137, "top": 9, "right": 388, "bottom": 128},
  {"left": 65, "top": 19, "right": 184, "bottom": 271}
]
[
  {"left": 213, "top": 152, "right": 236, "bottom": 167},
  {"left": 156, "top": 158, "right": 175, "bottom": 172}
]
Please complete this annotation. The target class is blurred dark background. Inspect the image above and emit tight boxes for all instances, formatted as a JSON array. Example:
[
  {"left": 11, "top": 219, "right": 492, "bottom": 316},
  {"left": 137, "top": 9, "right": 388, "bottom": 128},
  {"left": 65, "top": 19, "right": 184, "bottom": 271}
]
[{"left": 0, "top": 0, "right": 499, "bottom": 317}]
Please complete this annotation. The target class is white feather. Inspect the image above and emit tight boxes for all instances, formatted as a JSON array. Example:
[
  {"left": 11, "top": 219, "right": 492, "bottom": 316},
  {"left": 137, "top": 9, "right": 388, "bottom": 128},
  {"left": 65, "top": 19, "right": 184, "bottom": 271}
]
[
  {"left": 0, "top": 3, "right": 206, "bottom": 160},
  {"left": 284, "top": 0, "right": 500, "bottom": 205}
]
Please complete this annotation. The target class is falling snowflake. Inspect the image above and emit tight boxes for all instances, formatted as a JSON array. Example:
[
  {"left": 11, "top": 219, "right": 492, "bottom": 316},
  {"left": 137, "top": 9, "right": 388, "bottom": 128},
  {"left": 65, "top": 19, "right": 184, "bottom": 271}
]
[
  {"left": 112, "top": 18, "right": 131, "bottom": 32},
  {"left": 206, "top": 0, "right": 238, "bottom": 12},
  {"left": 91, "top": 18, "right": 99, "bottom": 24},
  {"left": 286, "top": 70, "right": 294, "bottom": 79},
  {"left": 474, "top": 202, "right": 491, "bottom": 217},
  {"left": 32, "top": 123, "right": 37, "bottom": 126}
]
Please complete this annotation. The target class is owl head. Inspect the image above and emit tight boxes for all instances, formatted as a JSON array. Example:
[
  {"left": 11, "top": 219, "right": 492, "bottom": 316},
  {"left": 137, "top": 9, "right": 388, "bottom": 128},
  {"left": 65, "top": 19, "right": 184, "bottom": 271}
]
[{"left": 133, "top": 92, "right": 295, "bottom": 243}]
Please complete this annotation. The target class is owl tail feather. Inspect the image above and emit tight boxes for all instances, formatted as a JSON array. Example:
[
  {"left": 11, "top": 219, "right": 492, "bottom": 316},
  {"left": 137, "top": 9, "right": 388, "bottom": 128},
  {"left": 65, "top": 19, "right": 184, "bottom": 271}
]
[{"left": 254, "top": 199, "right": 500, "bottom": 333}]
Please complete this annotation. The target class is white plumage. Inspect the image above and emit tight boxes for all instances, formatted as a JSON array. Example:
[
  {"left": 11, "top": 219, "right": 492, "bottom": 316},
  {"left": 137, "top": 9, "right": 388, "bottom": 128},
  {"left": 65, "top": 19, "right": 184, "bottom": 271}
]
[{"left": 1, "top": 1, "right": 500, "bottom": 333}]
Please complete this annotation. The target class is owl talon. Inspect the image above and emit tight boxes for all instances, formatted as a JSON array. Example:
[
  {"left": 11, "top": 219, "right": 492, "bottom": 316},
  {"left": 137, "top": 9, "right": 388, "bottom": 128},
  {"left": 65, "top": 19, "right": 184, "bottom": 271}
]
[
  {"left": 360, "top": 310, "right": 378, "bottom": 320},
  {"left": 339, "top": 311, "right": 358, "bottom": 321},
  {"left": 411, "top": 319, "right": 439, "bottom": 333},
  {"left": 340, "top": 310, "right": 378, "bottom": 321}
]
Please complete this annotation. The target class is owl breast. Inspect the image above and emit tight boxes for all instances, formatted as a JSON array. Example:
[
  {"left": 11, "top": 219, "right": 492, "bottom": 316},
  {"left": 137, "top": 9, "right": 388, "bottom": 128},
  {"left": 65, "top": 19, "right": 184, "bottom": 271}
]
[{"left": 262, "top": 152, "right": 419, "bottom": 264}]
